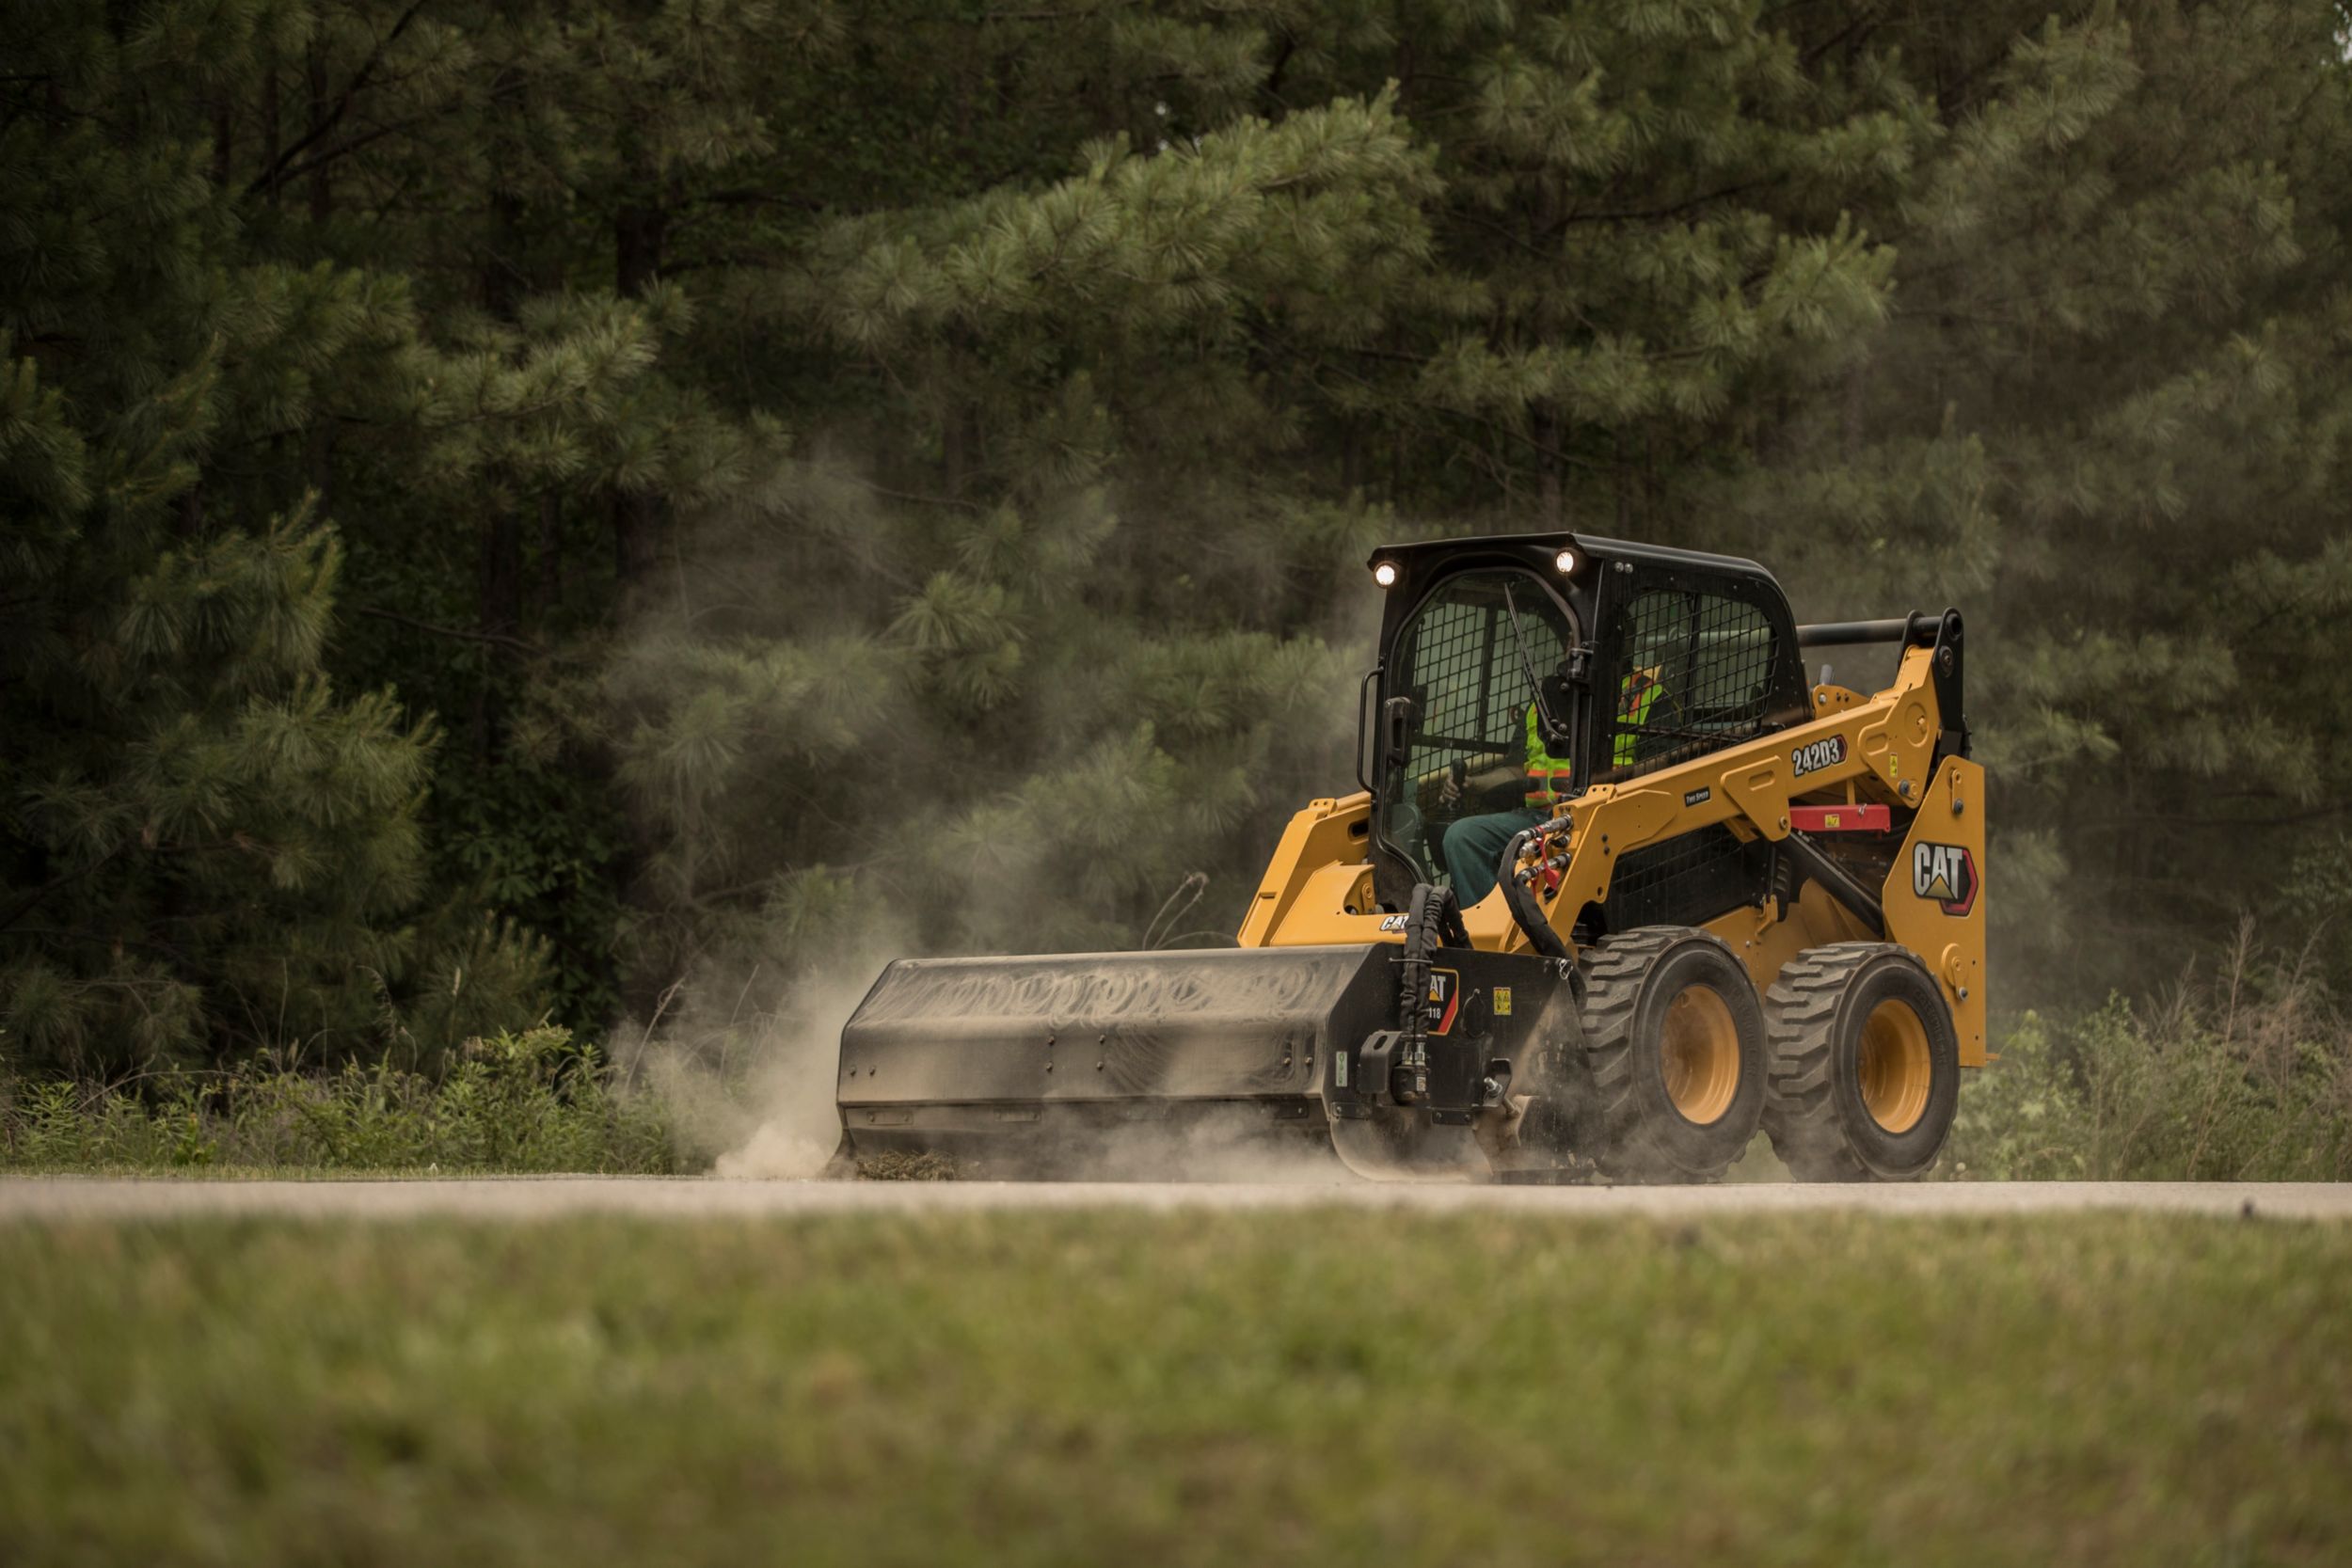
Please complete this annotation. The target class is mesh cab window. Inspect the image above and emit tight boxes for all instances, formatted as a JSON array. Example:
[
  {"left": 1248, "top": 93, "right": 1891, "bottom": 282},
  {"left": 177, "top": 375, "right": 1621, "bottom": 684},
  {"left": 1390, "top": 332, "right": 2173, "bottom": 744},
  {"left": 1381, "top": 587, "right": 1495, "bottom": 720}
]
[
  {"left": 1607, "top": 587, "right": 1775, "bottom": 778},
  {"left": 1377, "top": 571, "right": 1573, "bottom": 882}
]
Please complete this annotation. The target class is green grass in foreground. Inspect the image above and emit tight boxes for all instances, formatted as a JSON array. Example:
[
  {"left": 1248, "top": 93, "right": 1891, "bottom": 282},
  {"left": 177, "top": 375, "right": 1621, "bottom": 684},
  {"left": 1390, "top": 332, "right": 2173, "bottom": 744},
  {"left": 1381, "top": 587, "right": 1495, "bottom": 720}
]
[{"left": 2, "top": 1212, "right": 2347, "bottom": 1566}]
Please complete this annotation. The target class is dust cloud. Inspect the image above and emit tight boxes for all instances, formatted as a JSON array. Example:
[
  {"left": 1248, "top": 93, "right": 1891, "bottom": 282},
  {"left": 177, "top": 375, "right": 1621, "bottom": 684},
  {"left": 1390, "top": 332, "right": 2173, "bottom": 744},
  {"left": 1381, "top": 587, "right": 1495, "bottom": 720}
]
[
  {"left": 621, "top": 961, "right": 886, "bottom": 1180},
  {"left": 601, "top": 442, "right": 1434, "bottom": 1181},
  {"left": 1026, "top": 1103, "right": 1352, "bottom": 1185}
]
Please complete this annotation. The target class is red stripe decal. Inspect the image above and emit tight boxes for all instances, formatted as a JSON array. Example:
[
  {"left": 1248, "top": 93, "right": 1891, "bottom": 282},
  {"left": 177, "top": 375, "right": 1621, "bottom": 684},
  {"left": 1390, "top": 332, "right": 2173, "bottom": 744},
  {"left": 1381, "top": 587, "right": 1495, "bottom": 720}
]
[{"left": 1788, "top": 804, "right": 1892, "bottom": 833}]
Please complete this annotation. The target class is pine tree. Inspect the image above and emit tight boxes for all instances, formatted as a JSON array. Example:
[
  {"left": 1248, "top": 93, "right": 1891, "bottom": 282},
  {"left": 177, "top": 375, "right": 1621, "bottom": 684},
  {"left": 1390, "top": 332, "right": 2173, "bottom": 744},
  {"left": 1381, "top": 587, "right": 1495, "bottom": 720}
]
[
  {"left": 1725, "top": 1, "right": 2352, "bottom": 989},
  {"left": 13, "top": 0, "right": 2352, "bottom": 1060},
  {"left": 0, "top": 2, "right": 605, "bottom": 1069},
  {"left": 600, "top": 1, "right": 1933, "bottom": 999}
]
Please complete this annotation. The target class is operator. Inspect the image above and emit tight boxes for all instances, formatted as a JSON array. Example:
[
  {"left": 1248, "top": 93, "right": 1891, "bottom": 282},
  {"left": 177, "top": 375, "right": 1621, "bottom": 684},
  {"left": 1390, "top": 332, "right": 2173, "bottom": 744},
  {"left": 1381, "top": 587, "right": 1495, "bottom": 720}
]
[{"left": 1438, "top": 667, "right": 1660, "bottom": 906}]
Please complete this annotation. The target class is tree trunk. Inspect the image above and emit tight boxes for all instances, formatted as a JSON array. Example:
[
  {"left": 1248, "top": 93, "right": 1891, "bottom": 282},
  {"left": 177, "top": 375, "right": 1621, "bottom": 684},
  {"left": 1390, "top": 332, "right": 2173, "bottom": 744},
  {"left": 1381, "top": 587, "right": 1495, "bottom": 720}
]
[
  {"left": 940, "top": 363, "right": 980, "bottom": 499},
  {"left": 1613, "top": 430, "right": 1631, "bottom": 532},
  {"left": 211, "top": 96, "right": 233, "bottom": 188},
  {"left": 537, "top": 491, "right": 564, "bottom": 620},
  {"left": 613, "top": 489, "right": 661, "bottom": 589},
  {"left": 260, "top": 58, "right": 279, "bottom": 207},
  {"left": 615, "top": 200, "right": 667, "bottom": 298},
  {"left": 306, "top": 44, "right": 333, "bottom": 224},
  {"left": 474, "top": 186, "right": 527, "bottom": 753},
  {"left": 479, "top": 515, "right": 523, "bottom": 644},
  {"left": 474, "top": 507, "right": 522, "bottom": 754},
  {"left": 305, "top": 424, "right": 335, "bottom": 518},
  {"left": 1535, "top": 404, "right": 1563, "bottom": 529},
  {"left": 612, "top": 198, "right": 670, "bottom": 590},
  {"left": 1842, "top": 359, "right": 1867, "bottom": 462}
]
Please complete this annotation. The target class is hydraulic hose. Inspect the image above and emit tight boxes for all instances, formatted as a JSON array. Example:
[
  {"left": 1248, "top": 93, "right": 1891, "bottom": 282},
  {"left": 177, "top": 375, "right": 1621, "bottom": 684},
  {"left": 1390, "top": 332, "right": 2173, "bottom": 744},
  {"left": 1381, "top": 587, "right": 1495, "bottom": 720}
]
[
  {"left": 1498, "top": 822, "right": 1574, "bottom": 961},
  {"left": 1394, "top": 882, "right": 1469, "bottom": 1102}
]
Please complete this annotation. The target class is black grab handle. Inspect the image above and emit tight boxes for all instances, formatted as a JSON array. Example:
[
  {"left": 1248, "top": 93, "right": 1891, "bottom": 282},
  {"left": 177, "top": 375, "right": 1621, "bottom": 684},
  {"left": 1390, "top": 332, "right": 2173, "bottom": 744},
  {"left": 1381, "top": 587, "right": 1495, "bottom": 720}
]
[{"left": 1794, "top": 613, "right": 1941, "bottom": 648}]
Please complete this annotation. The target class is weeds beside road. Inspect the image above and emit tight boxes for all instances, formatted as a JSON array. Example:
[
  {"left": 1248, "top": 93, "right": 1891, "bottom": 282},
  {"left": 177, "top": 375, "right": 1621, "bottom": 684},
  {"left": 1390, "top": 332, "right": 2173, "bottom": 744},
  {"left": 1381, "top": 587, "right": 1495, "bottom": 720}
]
[
  {"left": 1943, "top": 934, "right": 2352, "bottom": 1182},
  {"left": 7, "top": 938, "right": 2352, "bottom": 1181},
  {"left": 0, "top": 1027, "right": 685, "bottom": 1175}
]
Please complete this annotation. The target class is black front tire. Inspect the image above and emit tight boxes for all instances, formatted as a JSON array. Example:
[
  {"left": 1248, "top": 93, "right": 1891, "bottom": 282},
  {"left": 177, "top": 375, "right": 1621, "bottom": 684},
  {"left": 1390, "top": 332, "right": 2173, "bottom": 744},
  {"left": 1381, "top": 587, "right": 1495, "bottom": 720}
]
[{"left": 1577, "top": 927, "right": 1768, "bottom": 1181}]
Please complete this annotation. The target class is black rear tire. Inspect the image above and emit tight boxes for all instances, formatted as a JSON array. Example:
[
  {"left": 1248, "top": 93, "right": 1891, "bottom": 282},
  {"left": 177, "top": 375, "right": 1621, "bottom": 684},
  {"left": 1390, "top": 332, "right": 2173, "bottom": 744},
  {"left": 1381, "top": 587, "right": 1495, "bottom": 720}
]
[
  {"left": 1577, "top": 927, "right": 1767, "bottom": 1181},
  {"left": 1762, "top": 943, "right": 1961, "bottom": 1181}
]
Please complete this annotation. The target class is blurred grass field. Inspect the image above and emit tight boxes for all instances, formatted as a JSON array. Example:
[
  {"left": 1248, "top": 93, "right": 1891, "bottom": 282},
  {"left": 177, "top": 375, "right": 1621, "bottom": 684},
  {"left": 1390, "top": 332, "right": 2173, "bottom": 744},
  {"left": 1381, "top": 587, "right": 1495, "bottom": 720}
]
[{"left": 3, "top": 1209, "right": 2347, "bottom": 1566}]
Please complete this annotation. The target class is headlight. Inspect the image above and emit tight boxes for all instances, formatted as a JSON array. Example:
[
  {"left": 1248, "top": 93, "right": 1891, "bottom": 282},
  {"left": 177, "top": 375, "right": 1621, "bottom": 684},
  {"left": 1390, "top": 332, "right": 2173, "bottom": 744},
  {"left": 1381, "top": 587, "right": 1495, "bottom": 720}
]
[
  {"left": 1553, "top": 548, "right": 1577, "bottom": 575},
  {"left": 1372, "top": 561, "right": 1400, "bottom": 589}
]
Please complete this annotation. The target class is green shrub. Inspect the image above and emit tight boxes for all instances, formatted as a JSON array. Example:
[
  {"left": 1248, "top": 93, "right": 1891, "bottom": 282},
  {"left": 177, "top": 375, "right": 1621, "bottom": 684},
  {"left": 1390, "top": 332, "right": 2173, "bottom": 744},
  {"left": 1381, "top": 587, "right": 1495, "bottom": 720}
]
[
  {"left": 0, "top": 1027, "right": 684, "bottom": 1174},
  {"left": 1949, "top": 937, "right": 2352, "bottom": 1181},
  {"left": 1944, "top": 1010, "right": 2091, "bottom": 1180}
]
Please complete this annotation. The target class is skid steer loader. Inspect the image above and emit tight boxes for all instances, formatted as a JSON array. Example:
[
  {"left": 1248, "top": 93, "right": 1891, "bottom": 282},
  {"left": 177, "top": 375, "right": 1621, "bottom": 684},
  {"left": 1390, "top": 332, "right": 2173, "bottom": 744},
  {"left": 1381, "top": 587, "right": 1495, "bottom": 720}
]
[{"left": 837, "top": 533, "right": 1985, "bottom": 1181}]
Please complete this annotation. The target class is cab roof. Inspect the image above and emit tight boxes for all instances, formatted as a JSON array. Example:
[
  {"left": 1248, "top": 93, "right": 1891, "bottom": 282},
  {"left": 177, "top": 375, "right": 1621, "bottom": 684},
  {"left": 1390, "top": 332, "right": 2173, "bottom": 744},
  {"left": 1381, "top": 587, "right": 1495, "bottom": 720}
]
[{"left": 1366, "top": 531, "right": 1776, "bottom": 582}]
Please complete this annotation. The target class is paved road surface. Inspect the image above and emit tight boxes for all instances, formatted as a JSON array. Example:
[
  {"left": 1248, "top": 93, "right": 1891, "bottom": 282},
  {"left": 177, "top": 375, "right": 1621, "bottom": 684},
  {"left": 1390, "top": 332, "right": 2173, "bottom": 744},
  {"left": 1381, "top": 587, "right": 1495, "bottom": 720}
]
[{"left": 2, "top": 1177, "right": 2348, "bottom": 1221}]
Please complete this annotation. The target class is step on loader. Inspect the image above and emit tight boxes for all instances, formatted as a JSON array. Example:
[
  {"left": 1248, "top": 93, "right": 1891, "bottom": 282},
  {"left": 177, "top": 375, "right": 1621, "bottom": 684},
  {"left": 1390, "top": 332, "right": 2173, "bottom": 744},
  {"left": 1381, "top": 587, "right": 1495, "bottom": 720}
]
[{"left": 837, "top": 534, "right": 1985, "bottom": 1181}]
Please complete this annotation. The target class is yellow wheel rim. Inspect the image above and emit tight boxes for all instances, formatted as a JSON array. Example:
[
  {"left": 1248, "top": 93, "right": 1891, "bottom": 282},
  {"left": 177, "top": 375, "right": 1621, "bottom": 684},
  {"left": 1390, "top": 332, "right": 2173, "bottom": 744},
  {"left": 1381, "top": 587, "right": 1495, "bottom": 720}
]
[
  {"left": 1858, "top": 998, "right": 1932, "bottom": 1133},
  {"left": 1660, "top": 984, "right": 1740, "bottom": 1126}
]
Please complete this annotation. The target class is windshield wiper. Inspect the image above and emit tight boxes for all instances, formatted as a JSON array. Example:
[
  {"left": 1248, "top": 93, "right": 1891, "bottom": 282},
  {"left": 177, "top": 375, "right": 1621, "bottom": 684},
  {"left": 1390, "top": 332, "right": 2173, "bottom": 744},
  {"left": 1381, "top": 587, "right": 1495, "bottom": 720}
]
[{"left": 1501, "top": 580, "right": 1567, "bottom": 749}]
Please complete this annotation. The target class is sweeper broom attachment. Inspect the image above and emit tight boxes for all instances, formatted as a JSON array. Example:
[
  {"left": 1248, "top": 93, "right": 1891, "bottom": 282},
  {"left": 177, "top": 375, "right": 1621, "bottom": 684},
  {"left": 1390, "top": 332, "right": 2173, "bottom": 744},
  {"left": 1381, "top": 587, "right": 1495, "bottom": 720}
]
[{"left": 836, "top": 532, "right": 1987, "bottom": 1182}]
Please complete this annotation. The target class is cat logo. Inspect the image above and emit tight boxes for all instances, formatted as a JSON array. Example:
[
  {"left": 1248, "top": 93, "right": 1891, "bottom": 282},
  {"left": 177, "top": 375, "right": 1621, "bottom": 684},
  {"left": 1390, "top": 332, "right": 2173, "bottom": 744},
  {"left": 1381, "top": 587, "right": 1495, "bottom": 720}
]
[
  {"left": 1912, "top": 842, "right": 1979, "bottom": 917},
  {"left": 1424, "top": 969, "right": 1462, "bottom": 1036}
]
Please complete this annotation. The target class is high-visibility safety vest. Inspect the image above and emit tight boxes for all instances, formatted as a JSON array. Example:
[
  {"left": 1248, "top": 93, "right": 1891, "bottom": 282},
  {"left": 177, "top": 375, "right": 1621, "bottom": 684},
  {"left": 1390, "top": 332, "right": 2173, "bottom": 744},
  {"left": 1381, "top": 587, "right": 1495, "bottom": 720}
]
[
  {"left": 1614, "top": 664, "right": 1662, "bottom": 767},
  {"left": 1522, "top": 703, "right": 1575, "bottom": 806},
  {"left": 1521, "top": 666, "right": 1664, "bottom": 806}
]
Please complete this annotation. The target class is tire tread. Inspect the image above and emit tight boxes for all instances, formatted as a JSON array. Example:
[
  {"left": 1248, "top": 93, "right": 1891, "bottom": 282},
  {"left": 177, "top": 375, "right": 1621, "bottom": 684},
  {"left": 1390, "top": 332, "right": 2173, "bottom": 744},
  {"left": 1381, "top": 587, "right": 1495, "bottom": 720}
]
[
  {"left": 1762, "top": 942, "right": 1948, "bottom": 1181},
  {"left": 1578, "top": 927, "right": 1760, "bottom": 1181}
]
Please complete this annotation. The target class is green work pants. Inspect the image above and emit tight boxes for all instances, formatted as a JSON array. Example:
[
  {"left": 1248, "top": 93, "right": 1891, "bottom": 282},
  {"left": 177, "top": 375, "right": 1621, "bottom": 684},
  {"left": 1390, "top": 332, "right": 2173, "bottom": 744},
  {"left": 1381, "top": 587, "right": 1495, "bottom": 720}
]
[{"left": 1442, "top": 807, "right": 1547, "bottom": 907}]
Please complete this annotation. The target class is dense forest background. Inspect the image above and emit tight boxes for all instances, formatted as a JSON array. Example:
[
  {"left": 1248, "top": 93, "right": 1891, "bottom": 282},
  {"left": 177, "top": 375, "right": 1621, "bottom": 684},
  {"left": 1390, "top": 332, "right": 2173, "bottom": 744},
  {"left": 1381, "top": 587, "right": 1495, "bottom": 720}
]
[{"left": 8, "top": 0, "right": 2352, "bottom": 1076}]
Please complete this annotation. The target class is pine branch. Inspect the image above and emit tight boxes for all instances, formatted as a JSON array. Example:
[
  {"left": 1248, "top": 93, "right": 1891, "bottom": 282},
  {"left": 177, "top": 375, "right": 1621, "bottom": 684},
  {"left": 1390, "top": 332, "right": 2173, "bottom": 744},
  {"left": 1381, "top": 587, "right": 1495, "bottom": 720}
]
[
  {"left": 2073, "top": 802, "right": 2352, "bottom": 831},
  {"left": 1307, "top": 352, "right": 1608, "bottom": 474},
  {"left": 243, "top": 0, "right": 431, "bottom": 199},
  {"left": 351, "top": 605, "right": 559, "bottom": 660},
  {"left": 267, "top": 113, "right": 437, "bottom": 190},
  {"left": 1798, "top": 4, "right": 1889, "bottom": 69},
  {"left": 1445, "top": 208, "right": 1558, "bottom": 262},
  {"left": 980, "top": 4, "right": 1140, "bottom": 21},
  {"left": 0, "top": 845, "right": 126, "bottom": 935},
  {"left": 8, "top": 926, "right": 194, "bottom": 964},
  {"left": 1561, "top": 178, "right": 1787, "bottom": 228},
  {"left": 856, "top": 479, "right": 981, "bottom": 512}
]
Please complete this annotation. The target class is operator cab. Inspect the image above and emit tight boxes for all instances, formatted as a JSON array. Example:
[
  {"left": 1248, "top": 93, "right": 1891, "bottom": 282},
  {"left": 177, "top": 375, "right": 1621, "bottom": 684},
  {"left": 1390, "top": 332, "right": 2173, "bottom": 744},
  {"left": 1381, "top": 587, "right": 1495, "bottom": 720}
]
[
  {"left": 1373, "top": 567, "right": 1578, "bottom": 884},
  {"left": 1363, "top": 533, "right": 1812, "bottom": 918}
]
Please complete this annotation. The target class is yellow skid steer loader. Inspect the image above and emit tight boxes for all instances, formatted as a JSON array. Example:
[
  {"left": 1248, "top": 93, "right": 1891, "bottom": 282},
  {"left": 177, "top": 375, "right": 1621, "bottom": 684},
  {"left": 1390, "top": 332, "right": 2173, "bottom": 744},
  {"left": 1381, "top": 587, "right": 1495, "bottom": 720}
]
[{"left": 837, "top": 534, "right": 1985, "bottom": 1181}]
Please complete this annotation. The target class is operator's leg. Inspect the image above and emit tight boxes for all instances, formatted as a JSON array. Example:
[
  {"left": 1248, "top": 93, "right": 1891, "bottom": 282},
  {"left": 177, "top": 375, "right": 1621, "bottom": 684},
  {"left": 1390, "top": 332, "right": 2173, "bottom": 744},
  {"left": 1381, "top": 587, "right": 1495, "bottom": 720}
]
[{"left": 1442, "top": 808, "right": 1546, "bottom": 907}]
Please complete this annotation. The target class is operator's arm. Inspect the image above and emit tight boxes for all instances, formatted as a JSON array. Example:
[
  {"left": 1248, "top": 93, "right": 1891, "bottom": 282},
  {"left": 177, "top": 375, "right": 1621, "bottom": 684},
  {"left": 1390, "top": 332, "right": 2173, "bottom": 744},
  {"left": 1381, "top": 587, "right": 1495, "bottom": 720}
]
[
  {"left": 1439, "top": 759, "right": 1524, "bottom": 809},
  {"left": 1468, "top": 759, "right": 1523, "bottom": 793}
]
